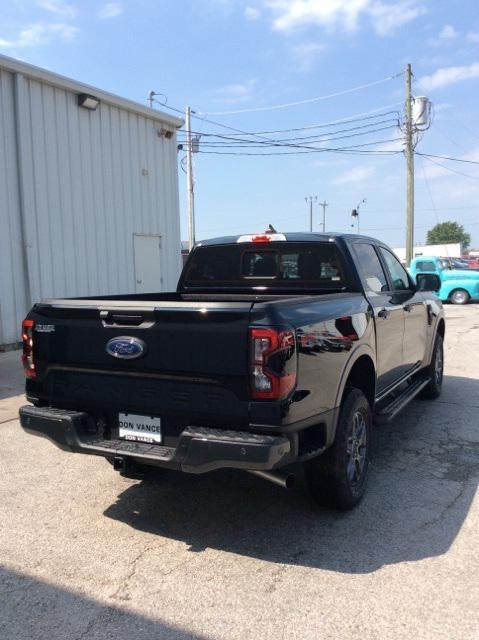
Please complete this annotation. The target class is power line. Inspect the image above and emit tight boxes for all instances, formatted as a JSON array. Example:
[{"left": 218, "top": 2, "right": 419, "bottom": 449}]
[
  {"left": 178, "top": 117, "right": 398, "bottom": 143},
  {"left": 416, "top": 152, "right": 479, "bottom": 166},
  {"left": 197, "top": 72, "right": 404, "bottom": 115},
  {"left": 216, "top": 106, "right": 402, "bottom": 135},
  {"left": 419, "top": 157, "right": 441, "bottom": 224},
  {"left": 196, "top": 137, "right": 404, "bottom": 156},
  {"left": 162, "top": 101, "right": 404, "bottom": 152},
  {"left": 181, "top": 112, "right": 402, "bottom": 153},
  {"left": 418, "top": 153, "right": 479, "bottom": 181},
  {"left": 179, "top": 125, "right": 399, "bottom": 151},
  {"left": 178, "top": 119, "right": 399, "bottom": 146}
]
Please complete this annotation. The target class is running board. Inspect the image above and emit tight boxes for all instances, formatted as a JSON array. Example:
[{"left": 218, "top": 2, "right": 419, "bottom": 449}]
[{"left": 374, "top": 377, "right": 431, "bottom": 424}]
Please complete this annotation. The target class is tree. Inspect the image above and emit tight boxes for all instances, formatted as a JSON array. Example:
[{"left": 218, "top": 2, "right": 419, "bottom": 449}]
[{"left": 426, "top": 221, "right": 471, "bottom": 249}]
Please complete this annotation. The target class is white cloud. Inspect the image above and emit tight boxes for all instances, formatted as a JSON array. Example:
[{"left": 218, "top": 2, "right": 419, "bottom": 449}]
[
  {"left": 292, "top": 41, "right": 326, "bottom": 71},
  {"left": 368, "top": 1, "right": 426, "bottom": 36},
  {"left": 433, "top": 102, "right": 452, "bottom": 112},
  {"left": 428, "top": 24, "right": 458, "bottom": 47},
  {"left": 466, "top": 31, "right": 479, "bottom": 44},
  {"left": 37, "top": 0, "right": 77, "bottom": 19},
  {"left": 0, "top": 23, "right": 78, "bottom": 48},
  {"left": 213, "top": 80, "right": 256, "bottom": 104},
  {"left": 438, "top": 24, "right": 457, "bottom": 40},
  {"left": 98, "top": 2, "right": 124, "bottom": 19},
  {"left": 333, "top": 166, "right": 375, "bottom": 184},
  {"left": 265, "top": 0, "right": 425, "bottom": 35},
  {"left": 372, "top": 138, "right": 404, "bottom": 153},
  {"left": 418, "top": 62, "right": 479, "bottom": 91},
  {"left": 245, "top": 6, "right": 261, "bottom": 20}
]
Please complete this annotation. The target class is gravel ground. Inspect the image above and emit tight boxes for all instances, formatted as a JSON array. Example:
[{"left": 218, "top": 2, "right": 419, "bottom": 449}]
[{"left": 1, "top": 304, "right": 478, "bottom": 640}]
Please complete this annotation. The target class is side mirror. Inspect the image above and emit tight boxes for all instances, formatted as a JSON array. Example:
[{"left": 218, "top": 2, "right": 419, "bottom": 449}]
[{"left": 416, "top": 273, "right": 441, "bottom": 293}]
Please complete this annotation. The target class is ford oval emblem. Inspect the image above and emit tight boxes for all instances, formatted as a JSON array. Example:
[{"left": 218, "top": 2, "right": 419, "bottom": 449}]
[{"left": 106, "top": 336, "right": 147, "bottom": 360}]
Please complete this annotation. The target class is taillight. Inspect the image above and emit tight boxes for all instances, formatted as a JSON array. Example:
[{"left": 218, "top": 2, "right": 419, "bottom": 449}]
[
  {"left": 249, "top": 327, "right": 296, "bottom": 400},
  {"left": 21, "top": 319, "right": 36, "bottom": 379}
]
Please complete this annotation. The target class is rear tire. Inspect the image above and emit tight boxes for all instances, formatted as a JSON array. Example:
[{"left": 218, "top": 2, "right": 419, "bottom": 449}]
[
  {"left": 419, "top": 334, "right": 443, "bottom": 400},
  {"left": 304, "top": 387, "right": 371, "bottom": 510},
  {"left": 450, "top": 289, "right": 470, "bottom": 305}
]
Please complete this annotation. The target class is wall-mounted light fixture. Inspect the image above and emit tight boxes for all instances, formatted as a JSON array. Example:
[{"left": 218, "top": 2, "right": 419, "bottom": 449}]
[
  {"left": 77, "top": 93, "right": 100, "bottom": 110},
  {"left": 157, "top": 127, "right": 173, "bottom": 139}
]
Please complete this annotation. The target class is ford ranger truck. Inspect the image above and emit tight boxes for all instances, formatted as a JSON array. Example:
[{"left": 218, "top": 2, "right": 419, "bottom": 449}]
[{"left": 19, "top": 232, "right": 445, "bottom": 510}]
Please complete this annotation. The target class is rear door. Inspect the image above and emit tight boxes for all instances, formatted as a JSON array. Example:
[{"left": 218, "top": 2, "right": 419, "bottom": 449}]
[
  {"left": 352, "top": 242, "right": 404, "bottom": 392},
  {"left": 378, "top": 247, "right": 427, "bottom": 373},
  {"left": 133, "top": 234, "right": 162, "bottom": 293}
]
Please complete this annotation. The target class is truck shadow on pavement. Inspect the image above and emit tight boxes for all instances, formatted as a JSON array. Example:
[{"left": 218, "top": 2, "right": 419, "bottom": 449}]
[
  {"left": 104, "top": 375, "right": 479, "bottom": 574},
  {"left": 1, "top": 565, "right": 207, "bottom": 640}
]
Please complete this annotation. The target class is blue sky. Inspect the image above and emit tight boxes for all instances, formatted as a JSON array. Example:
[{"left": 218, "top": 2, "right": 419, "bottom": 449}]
[{"left": 2, "top": 0, "right": 479, "bottom": 249}]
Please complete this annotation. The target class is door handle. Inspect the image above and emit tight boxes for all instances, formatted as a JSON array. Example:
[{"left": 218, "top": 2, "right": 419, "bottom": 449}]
[{"left": 378, "top": 308, "right": 390, "bottom": 319}]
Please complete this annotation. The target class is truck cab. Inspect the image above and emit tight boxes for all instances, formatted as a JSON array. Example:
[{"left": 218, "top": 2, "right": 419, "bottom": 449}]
[{"left": 410, "top": 256, "right": 479, "bottom": 305}]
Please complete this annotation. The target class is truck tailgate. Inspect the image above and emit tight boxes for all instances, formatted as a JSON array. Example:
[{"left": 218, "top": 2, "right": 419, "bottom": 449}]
[{"left": 27, "top": 300, "right": 254, "bottom": 427}]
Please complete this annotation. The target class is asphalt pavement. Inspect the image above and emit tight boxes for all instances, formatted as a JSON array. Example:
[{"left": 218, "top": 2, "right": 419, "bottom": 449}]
[{"left": 1, "top": 305, "right": 478, "bottom": 640}]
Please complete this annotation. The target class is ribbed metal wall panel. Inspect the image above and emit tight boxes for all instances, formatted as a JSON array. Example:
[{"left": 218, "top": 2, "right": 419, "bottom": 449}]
[
  {"left": 0, "top": 69, "right": 28, "bottom": 346},
  {"left": 0, "top": 64, "right": 181, "bottom": 345}
]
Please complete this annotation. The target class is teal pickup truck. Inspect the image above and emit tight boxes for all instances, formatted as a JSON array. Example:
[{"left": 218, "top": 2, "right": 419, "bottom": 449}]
[{"left": 410, "top": 256, "right": 479, "bottom": 304}]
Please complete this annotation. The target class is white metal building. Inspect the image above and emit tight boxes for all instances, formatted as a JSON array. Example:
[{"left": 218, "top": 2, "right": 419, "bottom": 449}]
[
  {"left": 393, "top": 243, "right": 462, "bottom": 262},
  {"left": 0, "top": 55, "right": 183, "bottom": 346}
]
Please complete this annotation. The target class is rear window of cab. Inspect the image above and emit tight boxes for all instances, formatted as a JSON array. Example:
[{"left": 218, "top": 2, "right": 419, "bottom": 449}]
[{"left": 183, "top": 242, "right": 347, "bottom": 288}]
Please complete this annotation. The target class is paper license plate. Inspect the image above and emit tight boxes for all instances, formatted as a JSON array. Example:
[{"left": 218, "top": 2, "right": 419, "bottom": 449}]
[{"left": 118, "top": 412, "right": 162, "bottom": 444}]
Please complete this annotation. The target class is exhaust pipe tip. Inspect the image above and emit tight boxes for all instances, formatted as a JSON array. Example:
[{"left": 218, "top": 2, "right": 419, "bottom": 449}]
[{"left": 247, "top": 469, "right": 295, "bottom": 490}]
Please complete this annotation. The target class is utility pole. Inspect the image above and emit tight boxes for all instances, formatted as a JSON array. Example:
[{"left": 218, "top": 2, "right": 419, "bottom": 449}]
[
  {"left": 186, "top": 106, "right": 195, "bottom": 251},
  {"left": 405, "top": 63, "right": 414, "bottom": 266},
  {"left": 305, "top": 196, "right": 317, "bottom": 232},
  {"left": 318, "top": 200, "right": 328, "bottom": 232}
]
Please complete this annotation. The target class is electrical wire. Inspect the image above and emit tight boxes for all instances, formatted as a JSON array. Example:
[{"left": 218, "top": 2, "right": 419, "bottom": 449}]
[
  {"left": 196, "top": 137, "right": 404, "bottom": 156},
  {"left": 419, "top": 157, "right": 441, "bottom": 223},
  {"left": 211, "top": 106, "right": 403, "bottom": 135},
  {"left": 417, "top": 153, "right": 479, "bottom": 181},
  {"left": 196, "top": 72, "right": 404, "bottom": 115},
  {"left": 178, "top": 118, "right": 399, "bottom": 146},
  {"left": 179, "top": 125, "right": 399, "bottom": 150},
  {"left": 162, "top": 100, "right": 404, "bottom": 155},
  {"left": 416, "top": 152, "right": 479, "bottom": 166}
]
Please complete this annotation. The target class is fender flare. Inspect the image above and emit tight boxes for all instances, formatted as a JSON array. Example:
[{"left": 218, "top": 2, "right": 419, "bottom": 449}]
[{"left": 333, "top": 343, "right": 377, "bottom": 409}]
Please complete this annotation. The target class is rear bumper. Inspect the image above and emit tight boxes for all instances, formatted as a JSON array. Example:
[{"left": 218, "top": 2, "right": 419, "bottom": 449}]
[{"left": 19, "top": 405, "right": 292, "bottom": 473}]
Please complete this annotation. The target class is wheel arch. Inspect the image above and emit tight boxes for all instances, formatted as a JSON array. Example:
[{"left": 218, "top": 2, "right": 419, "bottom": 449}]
[
  {"left": 436, "top": 317, "right": 445, "bottom": 341},
  {"left": 334, "top": 347, "right": 377, "bottom": 411},
  {"left": 448, "top": 287, "right": 470, "bottom": 304}
]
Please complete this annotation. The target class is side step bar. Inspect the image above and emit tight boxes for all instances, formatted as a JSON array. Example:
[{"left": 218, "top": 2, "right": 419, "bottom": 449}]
[{"left": 374, "top": 377, "right": 430, "bottom": 424}]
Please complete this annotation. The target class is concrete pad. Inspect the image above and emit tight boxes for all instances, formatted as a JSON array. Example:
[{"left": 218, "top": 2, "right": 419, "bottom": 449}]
[{"left": 1, "top": 305, "right": 478, "bottom": 640}]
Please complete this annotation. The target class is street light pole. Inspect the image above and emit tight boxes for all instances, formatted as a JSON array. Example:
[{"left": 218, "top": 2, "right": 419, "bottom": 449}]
[
  {"left": 305, "top": 196, "right": 317, "bottom": 232},
  {"left": 351, "top": 198, "right": 366, "bottom": 234}
]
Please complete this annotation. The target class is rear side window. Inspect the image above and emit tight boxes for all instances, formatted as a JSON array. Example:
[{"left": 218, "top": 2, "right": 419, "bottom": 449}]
[
  {"left": 183, "top": 242, "right": 347, "bottom": 289},
  {"left": 416, "top": 260, "right": 436, "bottom": 271},
  {"left": 353, "top": 243, "right": 387, "bottom": 294},
  {"left": 379, "top": 248, "right": 410, "bottom": 290}
]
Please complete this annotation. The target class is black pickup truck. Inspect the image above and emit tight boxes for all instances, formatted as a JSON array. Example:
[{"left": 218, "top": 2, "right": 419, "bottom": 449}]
[{"left": 20, "top": 232, "right": 445, "bottom": 509}]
